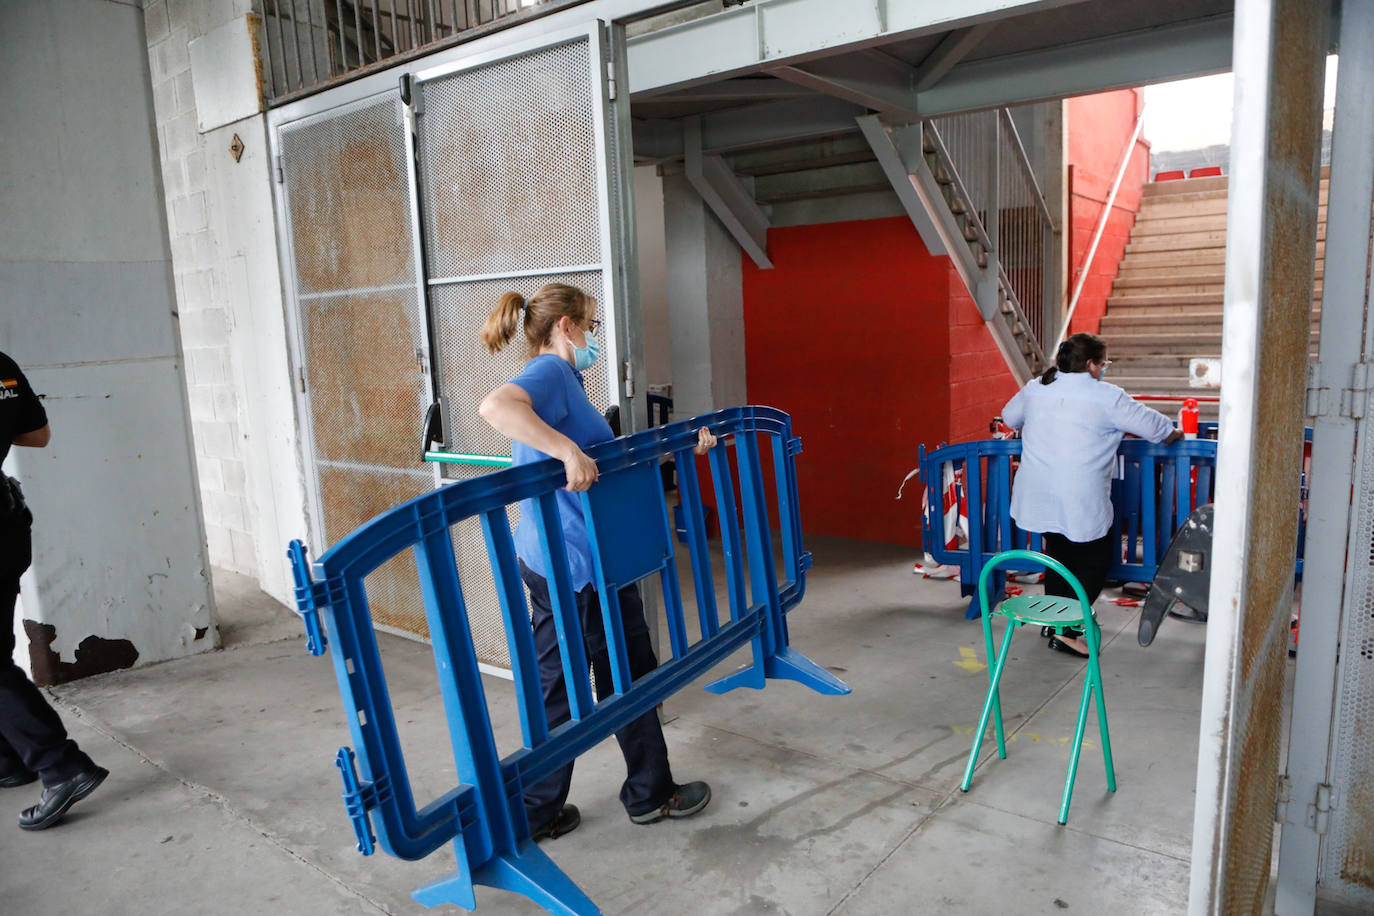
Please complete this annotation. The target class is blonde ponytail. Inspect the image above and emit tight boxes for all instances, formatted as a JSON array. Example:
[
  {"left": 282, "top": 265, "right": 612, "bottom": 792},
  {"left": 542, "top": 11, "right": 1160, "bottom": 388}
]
[
  {"left": 481, "top": 292, "right": 526, "bottom": 354},
  {"left": 480, "top": 284, "right": 597, "bottom": 359}
]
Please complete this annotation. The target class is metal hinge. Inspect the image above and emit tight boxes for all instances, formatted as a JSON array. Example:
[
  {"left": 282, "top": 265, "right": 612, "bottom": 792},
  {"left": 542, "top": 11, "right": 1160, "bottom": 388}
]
[
  {"left": 1306, "top": 361, "right": 1371, "bottom": 419},
  {"left": 1314, "top": 783, "right": 1333, "bottom": 835},
  {"left": 298, "top": 367, "right": 306, "bottom": 394},
  {"left": 623, "top": 360, "right": 634, "bottom": 398},
  {"left": 335, "top": 747, "right": 392, "bottom": 856},
  {"left": 1275, "top": 773, "right": 1291, "bottom": 822},
  {"left": 607, "top": 61, "right": 617, "bottom": 100},
  {"left": 275, "top": 155, "right": 284, "bottom": 184}
]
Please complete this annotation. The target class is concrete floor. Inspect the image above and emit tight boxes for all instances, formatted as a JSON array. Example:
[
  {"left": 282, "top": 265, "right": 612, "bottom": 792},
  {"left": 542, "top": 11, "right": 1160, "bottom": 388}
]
[{"left": 0, "top": 537, "right": 1216, "bottom": 915}]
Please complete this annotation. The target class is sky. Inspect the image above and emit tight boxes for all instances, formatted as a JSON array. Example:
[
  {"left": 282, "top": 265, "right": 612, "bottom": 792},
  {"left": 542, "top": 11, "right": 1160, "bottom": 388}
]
[{"left": 1142, "top": 56, "right": 1340, "bottom": 153}]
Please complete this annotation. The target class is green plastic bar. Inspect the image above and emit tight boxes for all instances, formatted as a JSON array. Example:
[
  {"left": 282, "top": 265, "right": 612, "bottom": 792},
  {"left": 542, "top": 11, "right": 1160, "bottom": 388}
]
[{"left": 424, "top": 451, "right": 513, "bottom": 468}]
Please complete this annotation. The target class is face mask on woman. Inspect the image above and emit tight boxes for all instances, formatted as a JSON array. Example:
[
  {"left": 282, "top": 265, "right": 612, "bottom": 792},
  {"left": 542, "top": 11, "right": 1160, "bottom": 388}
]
[{"left": 572, "top": 333, "right": 600, "bottom": 371}]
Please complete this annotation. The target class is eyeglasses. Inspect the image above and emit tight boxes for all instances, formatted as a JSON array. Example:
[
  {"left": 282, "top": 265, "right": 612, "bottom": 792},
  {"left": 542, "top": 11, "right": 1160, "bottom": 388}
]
[
  {"left": 587, "top": 318, "right": 602, "bottom": 334},
  {"left": 1102, "top": 358, "right": 1113, "bottom": 366}
]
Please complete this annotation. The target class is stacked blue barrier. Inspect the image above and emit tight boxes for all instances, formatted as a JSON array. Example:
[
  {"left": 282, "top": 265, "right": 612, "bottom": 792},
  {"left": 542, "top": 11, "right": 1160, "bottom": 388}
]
[
  {"left": 918, "top": 438, "right": 1220, "bottom": 619},
  {"left": 288, "top": 406, "right": 849, "bottom": 915}
]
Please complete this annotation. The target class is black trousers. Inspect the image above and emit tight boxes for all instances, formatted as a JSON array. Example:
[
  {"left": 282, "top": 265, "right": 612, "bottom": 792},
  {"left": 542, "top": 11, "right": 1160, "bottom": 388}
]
[
  {"left": 1041, "top": 531, "right": 1114, "bottom": 606},
  {"left": 0, "top": 520, "right": 94, "bottom": 786},
  {"left": 518, "top": 561, "right": 674, "bottom": 829}
]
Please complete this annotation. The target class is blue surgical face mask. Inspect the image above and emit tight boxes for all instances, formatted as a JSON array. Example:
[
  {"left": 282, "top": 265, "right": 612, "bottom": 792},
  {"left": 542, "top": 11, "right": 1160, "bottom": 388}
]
[{"left": 572, "top": 333, "right": 600, "bottom": 371}]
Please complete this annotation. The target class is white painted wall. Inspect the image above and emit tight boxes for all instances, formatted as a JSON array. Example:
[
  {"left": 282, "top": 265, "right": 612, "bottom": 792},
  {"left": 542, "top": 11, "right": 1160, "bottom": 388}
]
[
  {"left": 1, "top": 0, "right": 215, "bottom": 674},
  {"left": 634, "top": 165, "right": 673, "bottom": 389},
  {"left": 144, "top": 0, "right": 308, "bottom": 606},
  {"left": 663, "top": 172, "right": 747, "bottom": 416}
]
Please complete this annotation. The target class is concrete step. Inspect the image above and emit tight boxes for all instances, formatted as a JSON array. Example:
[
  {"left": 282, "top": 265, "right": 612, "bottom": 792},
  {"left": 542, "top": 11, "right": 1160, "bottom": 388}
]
[
  {"left": 1131, "top": 215, "right": 1229, "bottom": 236},
  {"left": 1108, "top": 291, "right": 1225, "bottom": 307},
  {"left": 1126, "top": 223, "right": 1327, "bottom": 254},
  {"left": 1116, "top": 244, "right": 1326, "bottom": 269},
  {"left": 1114, "top": 271, "right": 1226, "bottom": 289},
  {"left": 1101, "top": 312, "right": 1323, "bottom": 332}
]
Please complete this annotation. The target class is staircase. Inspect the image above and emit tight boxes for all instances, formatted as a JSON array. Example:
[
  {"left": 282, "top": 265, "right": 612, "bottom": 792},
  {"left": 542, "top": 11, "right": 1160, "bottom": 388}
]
[{"left": 1100, "top": 173, "right": 1327, "bottom": 418}]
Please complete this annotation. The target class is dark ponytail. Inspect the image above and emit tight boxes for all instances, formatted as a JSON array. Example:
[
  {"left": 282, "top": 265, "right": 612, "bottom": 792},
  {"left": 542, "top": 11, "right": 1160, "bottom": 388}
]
[{"left": 1039, "top": 332, "right": 1107, "bottom": 385}]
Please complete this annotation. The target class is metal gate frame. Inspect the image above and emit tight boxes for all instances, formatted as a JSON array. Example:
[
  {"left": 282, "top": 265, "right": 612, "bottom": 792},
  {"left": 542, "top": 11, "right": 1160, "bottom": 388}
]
[
  {"left": 1275, "top": 1, "right": 1374, "bottom": 910},
  {"left": 266, "top": 18, "right": 642, "bottom": 662}
]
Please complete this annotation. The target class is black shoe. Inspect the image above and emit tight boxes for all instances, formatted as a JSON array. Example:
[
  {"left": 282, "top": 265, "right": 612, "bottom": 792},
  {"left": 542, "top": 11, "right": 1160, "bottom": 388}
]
[
  {"left": 531, "top": 804, "right": 580, "bottom": 842},
  {"left": 0, "top": 769, "right": 38, "bottom": 789},
  {"left": 18, "top": 766, "right": 108, "bottom": 831},
  {"left": 1047, "top": 635, "right": 1090, "bottom": 659},
  {"left": 1041, "top": 626, "right": 1084, "bottom": 640},
  {"left": 629, "top": 781, "right": 711, "bottom": 824}
]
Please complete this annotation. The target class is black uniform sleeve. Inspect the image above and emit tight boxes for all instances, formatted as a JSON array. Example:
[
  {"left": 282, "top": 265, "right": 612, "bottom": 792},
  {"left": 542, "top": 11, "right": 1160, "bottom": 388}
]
[{"left": 1, "top": 353, "right": 48, "bottom": 438}]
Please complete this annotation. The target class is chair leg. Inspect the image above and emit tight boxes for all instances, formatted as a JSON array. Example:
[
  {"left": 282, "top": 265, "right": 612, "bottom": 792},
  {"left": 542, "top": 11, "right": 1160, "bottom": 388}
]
[
  {"left": 1088, "top": 649, "right": 1116, "bottom": 792},
  {"left": 979, "top": 616, "right": 1008, "bottom": 757},
  {"left": 1058, "top": 676, "right": 1093, "bottom": 825},
  {"left": 961, "top": 625, "right": 1016, "bottom": 792}
]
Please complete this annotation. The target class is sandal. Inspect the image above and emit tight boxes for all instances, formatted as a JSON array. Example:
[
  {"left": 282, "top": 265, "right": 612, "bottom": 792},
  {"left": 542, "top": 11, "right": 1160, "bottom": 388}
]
[{"left": 1047, "top": 635, "right": 1089, "bottom": 659}]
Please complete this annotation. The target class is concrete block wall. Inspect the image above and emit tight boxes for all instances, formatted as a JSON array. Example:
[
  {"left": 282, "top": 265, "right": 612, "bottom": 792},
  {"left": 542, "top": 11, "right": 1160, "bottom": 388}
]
[
  {"left": 144, "top": 0, "right": 258, "bottom": 577},
  {"left": 142, "top": 0, "right": 309, "bottom": 606}
]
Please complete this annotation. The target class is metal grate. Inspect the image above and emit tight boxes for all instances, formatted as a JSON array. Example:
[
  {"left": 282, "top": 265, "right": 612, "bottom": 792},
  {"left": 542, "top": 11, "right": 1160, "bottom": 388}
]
[
  {"left": 1322, "top": 393, "right": 1374, "bottom": 904},
  {"left": 416, "top": 39, "right": 602, "bottom": 279},
  {"left": 448, "top": 477, "right": 524, "bottom": 667},
  {"left": 259, "top": 0, "right": 578, "bottom": 102},
  {"left": 280, "top": 93, "right": 433, "bottom": 637},
  {"left": 431, "top": 270, "right": 610, "bottom": 459}
]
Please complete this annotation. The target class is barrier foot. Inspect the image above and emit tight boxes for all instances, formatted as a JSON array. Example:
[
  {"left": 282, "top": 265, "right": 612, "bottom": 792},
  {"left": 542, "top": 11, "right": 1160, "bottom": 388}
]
[
  {"left": 412, "top": 842, "right": 599, "bottom": 915},
  {"left": 704, "top": 647, "right": 850, "bottom": 696}
]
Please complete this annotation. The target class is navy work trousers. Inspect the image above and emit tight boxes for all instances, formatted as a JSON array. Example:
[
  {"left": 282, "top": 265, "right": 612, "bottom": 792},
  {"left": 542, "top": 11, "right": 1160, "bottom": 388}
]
[
  {"left": 0, "top": 520, "right": 94, "bottom": 786},
  {"left": 518, "top": 561, "right": 674, "bottom": 830}
]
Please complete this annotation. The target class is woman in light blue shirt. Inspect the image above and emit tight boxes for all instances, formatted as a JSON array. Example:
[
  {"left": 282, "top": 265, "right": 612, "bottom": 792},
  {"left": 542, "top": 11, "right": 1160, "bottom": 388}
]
[
  {"left": 1002, "top": 333, "right": 1180, "bottom": 656},
  {"left": 479, "top": 283, "right": 713, "bottom": 842}
]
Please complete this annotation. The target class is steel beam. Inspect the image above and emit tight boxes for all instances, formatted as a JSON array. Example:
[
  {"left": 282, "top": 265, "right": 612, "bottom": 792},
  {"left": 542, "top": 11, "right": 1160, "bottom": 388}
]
[
  {"left": 1190, "top": 0, "right": 1329, "bottom": 912},
  {"left": 769, "top": 50, "right": 918, "bottom": 120},
  {"left": 855, "top": 114, "right": 945, "bottom": 255},
  {"left": 632, "top": 96, "right": 868, "bottom": 161},
  {"left": 627, "top": 0, "right": 1088, "bottom": 97},
  {"left": 683, "top": 116, "right": 772, "bottom": 269},
  {"left": 914, "top": 22, "right": 996, "bottom": 91},
  {"left": 917, "top": 14, "right": 1234, "bottom": 116},
  {"left": 1274, "top": 1, "right": 1374, "bottom": 911}
]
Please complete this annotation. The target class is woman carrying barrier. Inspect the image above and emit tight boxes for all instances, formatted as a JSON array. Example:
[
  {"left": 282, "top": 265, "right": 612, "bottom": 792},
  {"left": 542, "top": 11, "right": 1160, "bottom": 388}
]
[
  {"left": 1001, "top": 332, "right": 1181, "bottom": 657},
  {"left": 478, "top": 282, "right": 714, "bottom": 842}
]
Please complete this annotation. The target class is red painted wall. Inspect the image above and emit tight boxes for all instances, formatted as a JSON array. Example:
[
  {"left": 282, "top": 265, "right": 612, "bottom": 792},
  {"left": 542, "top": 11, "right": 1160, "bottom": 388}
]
[
  {"left": 743, "top": 217, "right": 950, "bottom": 547},
  {"left": 946, "top": 269, "right": 1021, "bottom": 444},
  {"left": 1066, "top": 89, "right": 1150, "bottom": 335}
]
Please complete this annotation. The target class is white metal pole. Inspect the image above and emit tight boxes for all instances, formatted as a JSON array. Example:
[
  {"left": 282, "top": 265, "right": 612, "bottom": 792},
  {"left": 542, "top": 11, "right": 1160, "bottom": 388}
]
[{"left": 1056, "top": 109, "right": 1144, "bottom": 350}]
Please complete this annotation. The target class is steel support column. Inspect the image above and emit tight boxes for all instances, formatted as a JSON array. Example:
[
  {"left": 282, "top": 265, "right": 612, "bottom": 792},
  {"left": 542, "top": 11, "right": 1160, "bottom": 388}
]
[
  {"left": 1190, "top": 0, "right": 1329, "bottom": 912},
  {"left": 1275, "top": 2, "right": 1374, "bottom": 911}
]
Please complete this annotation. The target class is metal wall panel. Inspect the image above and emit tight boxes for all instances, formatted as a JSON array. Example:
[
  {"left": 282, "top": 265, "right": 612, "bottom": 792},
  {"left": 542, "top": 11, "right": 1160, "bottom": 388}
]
[{"left": 278, "top": 93, "right": 434, "bottom": 638}]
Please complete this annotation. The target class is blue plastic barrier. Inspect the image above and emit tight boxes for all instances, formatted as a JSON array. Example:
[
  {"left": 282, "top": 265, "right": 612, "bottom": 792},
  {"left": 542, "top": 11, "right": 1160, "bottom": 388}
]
[
  {"left": 918, "top": 438, "right": 1220, "bottom": 619},
  {"left": 288, "top": 406, "right": 849, "bottom": 916}
]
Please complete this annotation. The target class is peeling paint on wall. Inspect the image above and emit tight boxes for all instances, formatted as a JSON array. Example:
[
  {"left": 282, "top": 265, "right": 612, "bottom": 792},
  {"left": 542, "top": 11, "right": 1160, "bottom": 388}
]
[{"left": 23, "top": 620, "right": 139, "bottom": 687}]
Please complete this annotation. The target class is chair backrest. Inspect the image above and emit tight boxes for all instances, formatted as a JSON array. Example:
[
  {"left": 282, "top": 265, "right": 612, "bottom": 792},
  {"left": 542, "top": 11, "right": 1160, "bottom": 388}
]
[{"left": 976, "top": 549, "right": 1091, "bottom": 620}]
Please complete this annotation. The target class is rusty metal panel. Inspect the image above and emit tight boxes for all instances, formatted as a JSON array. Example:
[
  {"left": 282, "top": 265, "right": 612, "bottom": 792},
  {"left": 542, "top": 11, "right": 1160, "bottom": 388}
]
[
  {"left": 279, "top": 93, "right": 434, "bottom": 638},
  {"left": 1191, "top": 0, "right": 1329, "bottom": 911}
]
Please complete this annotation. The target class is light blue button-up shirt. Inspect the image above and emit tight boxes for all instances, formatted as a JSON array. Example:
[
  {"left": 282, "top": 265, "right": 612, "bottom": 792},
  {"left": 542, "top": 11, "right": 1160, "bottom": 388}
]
[{"left": 1002, "top": 371, "right": 1175, "bottom": 542}]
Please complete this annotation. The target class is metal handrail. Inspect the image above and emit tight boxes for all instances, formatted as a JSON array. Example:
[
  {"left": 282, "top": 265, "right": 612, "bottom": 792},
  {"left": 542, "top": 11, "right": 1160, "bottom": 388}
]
[
  {"left": 1058, "top": 108, "right": 1147, "bottom": 350},
  {"left": 997, "top": 262, "right": 1049, "bottom": 367},
  {"left": 998, "top": 109, "right": 1054, "bottom": 225},
  {"left": 922, "top": 120, "right": 997, "bottom": 255}
]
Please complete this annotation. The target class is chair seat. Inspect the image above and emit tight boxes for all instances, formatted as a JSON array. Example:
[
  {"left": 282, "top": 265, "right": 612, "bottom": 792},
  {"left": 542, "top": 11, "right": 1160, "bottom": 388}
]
[{"left": 998, "top": 594, "right": 1086, "bottom": 627}]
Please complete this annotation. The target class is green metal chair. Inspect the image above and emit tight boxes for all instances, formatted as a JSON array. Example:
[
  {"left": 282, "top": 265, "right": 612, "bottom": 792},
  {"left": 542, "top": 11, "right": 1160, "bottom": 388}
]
[{"left": 958, "top": 549, "right": 1116, "bottom": 825}]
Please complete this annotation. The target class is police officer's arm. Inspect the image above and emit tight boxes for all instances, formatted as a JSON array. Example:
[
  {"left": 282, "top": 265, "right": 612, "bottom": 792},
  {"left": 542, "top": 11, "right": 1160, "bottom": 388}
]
[{"left": 12, "top": 424, "right": 50, "bottom": 448}]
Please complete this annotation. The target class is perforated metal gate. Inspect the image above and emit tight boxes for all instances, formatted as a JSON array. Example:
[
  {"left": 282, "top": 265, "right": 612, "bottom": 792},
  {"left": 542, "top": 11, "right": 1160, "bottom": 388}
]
[
  {"left": 272, "top": 23, "right": 630, "bottom": 665},
  {"left": 1322, "top": 363, "right": 1374, "bottom": 905},
  {"left": 277, "top": 93, "right": 435, "bottom": 639}
]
